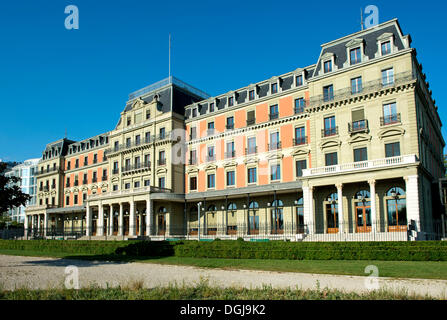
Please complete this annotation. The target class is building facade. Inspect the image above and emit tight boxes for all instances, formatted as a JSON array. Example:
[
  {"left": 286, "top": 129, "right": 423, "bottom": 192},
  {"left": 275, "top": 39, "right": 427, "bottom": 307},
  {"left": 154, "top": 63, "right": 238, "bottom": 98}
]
[
  {"left": 5, "top": 158, "right": 40, "bottom": 223},
  {"left": 25, "top": 19, "right": 445, "bottom": 240}
]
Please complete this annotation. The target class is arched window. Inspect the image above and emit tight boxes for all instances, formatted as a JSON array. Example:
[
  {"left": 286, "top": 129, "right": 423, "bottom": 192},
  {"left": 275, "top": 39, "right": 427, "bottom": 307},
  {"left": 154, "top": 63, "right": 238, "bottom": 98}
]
[
  {"left": 227, "top": 202, "right": 237, "bottom": 210},
  {"left": 355, "top": 190, "right": 370, "bottom": 200},
  {"left": 271, "top": 199, "right": 284, "bottom": 207},
  {"left": 158, "top": 207, "right": 167, "bottom": 213},
  {"left": 327, "top": 192, "right": 338, "bottom": 202},
  {"left": 249, "top": 201, "right": 259, "bottom": 209},
  {"left": 386, "top": 186, "right": 407, "bottom": 231},
  {"left": 295, "top": 198, "right": 304, "bottom": 206},
  {"left": 325, "top": 193, "right": 338, "bottom": 233},
  {"left": 207, "top": 204, "right": 217, "bottom": 212},
  {"left": 296, "top": 197, "right": 304, "bottom": 233},
  {"left": 355, "top": 190, "right": 371, "bottom": 232}
]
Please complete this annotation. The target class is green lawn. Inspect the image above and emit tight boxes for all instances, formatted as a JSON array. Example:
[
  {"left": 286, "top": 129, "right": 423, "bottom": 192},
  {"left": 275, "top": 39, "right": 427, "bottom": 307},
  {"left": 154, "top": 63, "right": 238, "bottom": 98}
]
[{"left": 1, "top": 249, "right": 447, "bottom": 280}]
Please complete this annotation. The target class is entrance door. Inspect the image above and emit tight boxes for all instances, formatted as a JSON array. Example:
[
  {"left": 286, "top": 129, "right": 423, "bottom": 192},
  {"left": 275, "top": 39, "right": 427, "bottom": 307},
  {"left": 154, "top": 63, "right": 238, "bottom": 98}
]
[
  {"left": 355, "top": 203, "right": 371, "bottom": 233},
  {"left": 124, "top": 216, "right": 129, "bottom": 235},
  {"left": 92, "top": 220, "right": 97, "bottom": 236},
  {"left": 113, "top": 216, "right": 118, "bottom": 235},
  {"left": 326, "top": 203, "right": 339, "bottom": 233},
  {"left": 271, "top": 208, "right": 284, "bottom": 234},
  {"left": 136, "top": 216, "right": 140, "bottom": 236},
  {"left": 248, "top": 211, "right": 259, "bottom": 235},
  {"left": 157, "top": 214, "right": 166, "bottom": 235}
]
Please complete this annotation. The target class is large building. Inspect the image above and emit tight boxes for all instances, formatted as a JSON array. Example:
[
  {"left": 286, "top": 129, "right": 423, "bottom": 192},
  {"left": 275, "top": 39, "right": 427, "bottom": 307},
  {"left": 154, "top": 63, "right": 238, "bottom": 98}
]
[
  {"left": 5, "top": 159, "right": 40, "bottom": 223},
  {"left": 25, "top": 19, "right": 446, "bottom": 240}
]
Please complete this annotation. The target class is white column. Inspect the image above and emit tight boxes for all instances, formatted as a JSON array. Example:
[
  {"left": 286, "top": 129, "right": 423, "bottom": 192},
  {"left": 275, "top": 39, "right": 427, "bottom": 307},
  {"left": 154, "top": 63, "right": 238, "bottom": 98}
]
[
  {"left": 37, "top": 214, "right": 41, "bottom": 233},
  {"left": 86, "top": 203, "right": 91, "bottom": 236},
  {"left": 369, "top": 179, "right": 377, "bottom": 232},
  {"left": 303, "top": 186, "right": 315, "bottom": 234},
  {"left": 405, "top": 175, "right": 420, "bottom": 231},
  {"left": 44, "top": 213, "right": 48, "bottom": 237},
  {"left": 98, "top": 203, "right": 104, "bottom": 236},
  {"left": 118, "top": 203, "right": 124, "bottom": 236},
  {"left": 146, "top": 199, "right": 153, "bottom": 236},
  {"left": 129, "top": 200, "right": 136, "bottom": 236},
  {"left": 337, "top": 183, "right": 344, "bottom": 233},
  {"left": 109, "top": 205, "right": 114, "bottom": 236},
  {"left": 24, "top": 215, "right": 29, "bottom": 237}
]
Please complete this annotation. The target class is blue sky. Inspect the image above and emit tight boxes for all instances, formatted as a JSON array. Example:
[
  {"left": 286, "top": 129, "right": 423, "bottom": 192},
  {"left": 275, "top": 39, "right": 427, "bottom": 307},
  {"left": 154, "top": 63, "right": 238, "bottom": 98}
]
[{"left": 0, "top": 0, "right": 446, "bottom": 162}]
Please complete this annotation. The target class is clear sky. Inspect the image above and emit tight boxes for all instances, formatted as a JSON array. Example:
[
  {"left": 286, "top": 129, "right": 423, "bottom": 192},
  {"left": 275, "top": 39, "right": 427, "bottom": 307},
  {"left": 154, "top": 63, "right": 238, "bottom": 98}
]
[{"left": 0, "top": 0, "right": 446, "bottom": 162}]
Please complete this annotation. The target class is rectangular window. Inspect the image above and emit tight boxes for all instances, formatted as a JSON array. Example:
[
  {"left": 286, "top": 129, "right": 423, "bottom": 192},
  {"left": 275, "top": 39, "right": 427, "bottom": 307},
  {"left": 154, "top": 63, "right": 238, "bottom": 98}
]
[
  {"left": 84, "top": 156, "right": 88, "bottom": 166},
  {"left": 66, "top": 196, "right": 69, "bottom": 206},
  {"left": 144, "top": 180, "right": 150, "bottom": 187},
  {"left": 296, "top": 75, "right": 303, "bottom": 86},
  {"left": 113, "top": 185, "right": 118, "bottom": 191},
  {"left": 92, "top": 171, "right": 97, "bottom": 182},
  {"left": 113, "top": 161, "right": 119, "bottom": 174},
  {"left": 145, "top": 132, "right": 151, "bottom": 143},
  {"left": 226, "top": 116, "right": 234, "bottom": 130},
  {"left": 226, "top": 171, "right": 235, "bottom": 186},
  {"left": 190, "top": 177, "right": 197, "bottom": 190},
  {"left": 271, "top": 164, "right": 281, "bottom": 181},
  {"left": 207, "top": 174, "right": 215, "bottom": 188},
  {"left": 207, "top": 122, "right": 215, "bottom": 135},
  {"left": 271, "top": 83, "right": 278, "bottom": 94},
  {"left": 351, "top": 109, "right": 366, "bottom": 132},
  {"left": 294, "top": 98, "right": 305, "bottom": 114},
  {"left": 189, "top": 150, "right": 196, "bottom": 165},
  {"left": 134, "top": 181, "right": 140, "bottom": 188},
  {"left": 325, "top": 152, "right": 338, "bottom": 166},
  {"left": 135, "top": 135, "right": 140, "bottom": 145},
  {"left": 381, "top": 41, "right": 391, "bottom": 55},
  {"left": 247, "top": 137, "right": 256, "bottom": 154},
  {"left": 146, "top": 109, "right": 151, "bottom": 119},
  {"left": 83, "top": 193, "right": 87, "bottom": 202},
  {"left": 350, "top": 47, "right": 361, "bottom": 65},
  {"left": 190, "top": 127, "right": 196, "bottom": 140},
  {"left": 209, "top": 103, "right": 215, "bottom": 112},
  {"left": 228, "top": 96, "right": 234, "bottom": 106},
  {"left": 102, "top": 169, "right": 107, "bottom": 180},
  {"left": 114, "top": 141, "right": 119, "bottom": 151},
  {"left": 382, "top": 68, "right": 394, "bottom": 86},
  {"left": 382, "top": 102, "right": 398, "bottom": 125},
  {"left": 385, "top": 142, "right": 400, "bottom": 158},
  {"left": 294, "top": 127, "right": 306, "bottom": 145},
  {"left": 323, "top": 85, "right": 334, "bottom": 102},
  {"left": 269, "top": 104, "right": 279, "bottom": 120},
  {"left": 207, "top": 146, "right": 215, "bottom": 161},
  {"left": 75, "top": 159, "right": 79, "bottom": 168},
  {"left": 125, "top": 183, "right": 130, "bottom": 189},
  {"left": 74, "top": 194, "right": 78, "bottom": 205},
  {"left": 159, "top": 151, "right": 166, "bottom": 165},
  {"left": 144, "top": 154, "right": 150, "bottom": 166},
  {"left": 351, "top": 77, "right": 362, "bottom": 94},
  {"left": 67, "top": 161, "right": 71, "bottom": 170},
  {"left": 248, "top": 167, "right": 257, "bottom": 183},
  {"left": 354, "top": 147, "right": 368, "bottom": 162},
  {"left": 270, "top": 132, "right": 280, "bottom": 150},
  {"left": 192, "top": 108, "right": 197, "bottom": 117},
  {"left": 247, "top": 110, "right": 255, "bottom": 125},
  {"left": 134, "top": 156, "right": 140, "bottom": 167},
  {"left": 126, "top": 137, "right": 131, "bottom": 147},
  {"left": 249, "top": 90, "right": 255, "bottom": 100},
  {"left": 226, "top": 141, "right": 235, "bottom": 158},
  {"left": 324, "top": 116, "right": 336, "bottom": 136},
  {"left": 295, "top": 160, "right": 307, "bottom": 177},
  {"left": 324, "top": 60, "right": 332, "bottom": 73},
  {"left": 125, "top": 158, "right": 131, "bottom": 170},
  {"left": 159, "top": 127, "right": 165, "bottom": 139}
]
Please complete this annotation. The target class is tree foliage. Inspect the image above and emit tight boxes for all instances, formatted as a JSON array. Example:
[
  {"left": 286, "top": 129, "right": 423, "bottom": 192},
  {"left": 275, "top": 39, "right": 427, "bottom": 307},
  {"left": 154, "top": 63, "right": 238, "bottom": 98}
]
[{"left": 0, "top": 162, "right": 31, "bottom": 215}]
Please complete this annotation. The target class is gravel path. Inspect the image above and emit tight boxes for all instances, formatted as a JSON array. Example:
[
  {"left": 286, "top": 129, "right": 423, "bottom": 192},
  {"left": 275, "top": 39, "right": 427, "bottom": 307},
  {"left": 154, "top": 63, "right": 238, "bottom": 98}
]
[{"left": 1, "top": 254, "right": 446, "bottom": 298}]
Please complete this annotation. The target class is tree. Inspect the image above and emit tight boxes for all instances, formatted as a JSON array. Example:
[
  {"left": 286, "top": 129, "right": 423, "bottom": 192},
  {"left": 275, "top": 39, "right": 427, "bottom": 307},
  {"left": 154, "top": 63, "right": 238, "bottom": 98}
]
[{"left": 0, "top": 162, "right": 31, "bottom": 216}]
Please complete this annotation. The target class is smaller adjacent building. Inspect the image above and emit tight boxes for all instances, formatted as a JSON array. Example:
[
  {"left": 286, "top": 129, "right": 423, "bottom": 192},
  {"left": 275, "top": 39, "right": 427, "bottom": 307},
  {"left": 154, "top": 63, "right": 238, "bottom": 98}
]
[{"left": 4, "top": 159, "right": 40, "bottom": 223}]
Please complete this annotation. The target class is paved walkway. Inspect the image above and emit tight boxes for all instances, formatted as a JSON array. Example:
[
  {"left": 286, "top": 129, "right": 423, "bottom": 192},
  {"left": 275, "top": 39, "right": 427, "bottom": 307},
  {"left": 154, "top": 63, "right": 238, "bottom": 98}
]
[{"left": 1, "top": 255, "right": 446, "bottom": 298}]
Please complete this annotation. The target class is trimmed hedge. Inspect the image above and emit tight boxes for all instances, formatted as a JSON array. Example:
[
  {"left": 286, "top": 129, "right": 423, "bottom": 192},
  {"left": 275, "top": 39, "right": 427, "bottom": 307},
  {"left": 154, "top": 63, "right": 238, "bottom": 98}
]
[
  {"left": 172, "top": 240, "right": 447, "bottom": 261},
  {"left": 1, "top": 240, "right": 447, "bottom": 261}
]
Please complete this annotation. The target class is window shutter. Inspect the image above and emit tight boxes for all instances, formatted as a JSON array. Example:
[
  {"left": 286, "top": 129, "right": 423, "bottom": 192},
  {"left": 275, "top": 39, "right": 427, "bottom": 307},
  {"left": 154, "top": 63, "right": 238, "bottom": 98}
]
[
  {"left": 247, "top": 110, "right": 255, "bottom": 121},
  {"left": 352, "top": 109, "right": 364, "bottom": 122}
]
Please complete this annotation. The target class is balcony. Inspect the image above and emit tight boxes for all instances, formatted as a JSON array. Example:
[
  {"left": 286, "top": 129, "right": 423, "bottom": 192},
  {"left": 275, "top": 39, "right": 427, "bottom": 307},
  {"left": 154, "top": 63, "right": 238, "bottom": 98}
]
[
  {"left": 82, "top": 179, "right": 88, "bottom": 185},
  {"left": 245, "top": 146, "right": 258, "bottom": 155},
  {"left": 106, "top": 132, "right": 174, "bottom": 154},
  {"left": 207, "top": 129, "right": 215, "bottom": 136},
  {"left": 268, "top": 142, "right": 282, "bottom": 151},
  {"left": 293, "top": 136, "right": 308, "bottom": 146},
  {"left": 74, "top": 181, "right": 79, "bottom": 186},
  {"left": 122, "top": 162, "right": 151, "bottom": 173},
  {"left": 225, "top": 150, "right": 236, "bottom": 159},
  {"left": 303, "top": 154, "right": 418, "bottom": 178},
  {"left": 92, "top": 177, "right": 97, "bottom": 183},
  {"left": 51, "top": 184, "right": 56, "bottom": 189},
  {"left": 269, "top": 113, "right": 279, "bottom": 120},
  {"left": 207, "top": 155, "right": 216, "bottom": 162},
  {"left": 112, "top": 168, "right": 119, "bottom": 175},
  {"left": 246, "top": 118, "right": 256, "bottom": 126},
  {"left": 36, "top": 166, "right": 60, "bottom": 176},
  {"left": 294, "top": 105, "right": 305, "bottom": 115},
  {"left": 322, "top": 127, "right": 338, "bottom": 138},
  {"left": 83, "top": 161, "right": 88, "bottom": 166},
  {"left": 65, "top": 183, "right": 70, "bottom": 188},
  {"left": 226, "top": 124, "right": 234, "bottom": 131},
  {"left": 309, "top": 72, "right": 414, "bottom": 107},
  {"left": 348, "top": 119, "right": 368, "bottom": 133},
  {"left": 93, "top": 158, "right": 98, "bottom": 164},
  {"left": 189, "top": 158, "right": 197, "bottom": 165},
  {"left": 380, "top": 113, "right": 401, "bottom": 126},
  {"left": 158, "top": 159, "right": 166, "bottom": 166},
  {"left": 102, "top": 175, "right": 108, "bottom": 181}
]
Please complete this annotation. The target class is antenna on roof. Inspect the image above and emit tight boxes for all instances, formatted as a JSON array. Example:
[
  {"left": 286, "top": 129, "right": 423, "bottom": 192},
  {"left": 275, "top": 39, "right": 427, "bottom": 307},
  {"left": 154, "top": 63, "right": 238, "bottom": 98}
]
[
  {"left": 360, "top": 8, "right": 364, "bottom": 31},
  {"left": 169, "top": 33, "right": 172, "bottom": 79}
]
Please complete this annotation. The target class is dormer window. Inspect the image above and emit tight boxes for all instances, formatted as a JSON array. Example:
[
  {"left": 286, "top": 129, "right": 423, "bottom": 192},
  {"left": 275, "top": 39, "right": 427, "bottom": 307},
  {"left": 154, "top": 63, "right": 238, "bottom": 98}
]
[
  {"left": 127, "top": 117, "right": 131, "bottom": 126},
  {"left": 381, "top": 41, "right": 391, "bottom": 56},
  {"left": 209, "top": 102, "right": 215, "bottom": 112},
  {"left": 350, "top": 47, "right": 361, "bottom": 65},
  {"left": 296, "top": 75, "right": 303, "bottom": 86},
  {"left": 249, "top": 90, "right": 255, "bottom": 101},
  {"left": 324, "top": 60, "right": 332, "bottom": 73},
  {"left": 271, "top": 83, "right": 278, "bottom": 94},
  {"left": 192, "top": 108, "right": 197, "bottom": 117},
  {"left": 228, "top": 96, "right": 234, "bottom": 107}
]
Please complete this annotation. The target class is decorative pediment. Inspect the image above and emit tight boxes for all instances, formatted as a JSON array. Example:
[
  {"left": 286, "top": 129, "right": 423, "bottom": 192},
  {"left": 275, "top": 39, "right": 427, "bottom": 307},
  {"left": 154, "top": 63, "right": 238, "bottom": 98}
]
[
  {"left": 204, "top": 164, "right": 217, "bottom": 171},
  {"left": 243, "top": 157, "right": 259, "bottom": 164},
  {"left": 111, "top": 176, "right": 119, "bottom": 183},
  {"left": 321, "top": 52, "right": 335, "bottom": 60},
  {"left": 267, "top": 152, "right": 283, "bottom": 160},
  {"left": 100, "top": 183, "right": 108, "bottom": 188},
  {"left": 378, "top": 127, "right": 405, "bottom": 139},
  {"left": 81, "top": 186, "right": 88, "bottom": 191},
  {"left": 156, "top": 167, "right": 167, "bottom": 174},
  {"left": 186, "top": 167, "right": 199, "bottom": 174},
  {"left": 91, "top": 185, "right": 98, "bottom": 190},
  {"left": 348, "top": 134, "right": 372, "bottom": 145},
  {"left": 72, "top": 188, "right": 79, "bottom": 193},
  {"left": 292, "top": 148, "right": 311, "bottom": 156},
  {"left": 319, "top": 140, "right": 342, "bottom": 150},
  {"left": 132, "top": 97, "right": 146, "bottom": 109},
  {"left": 345, "top": 38, "right": 363, "bottom": 48},
  {"left": 65, "top": 190, "right": 71, "bottom": 195},
  {"left": 377, "top": 32, "right": 394, "bottom": 41},
  {"left": 223, "top": 161, "right": 237, "bottom": 168}
]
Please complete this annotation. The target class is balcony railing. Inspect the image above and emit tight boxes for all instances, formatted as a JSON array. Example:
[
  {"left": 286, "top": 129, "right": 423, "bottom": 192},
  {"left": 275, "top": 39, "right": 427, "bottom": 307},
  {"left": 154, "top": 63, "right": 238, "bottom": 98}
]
[
  {"left": 246, "top": 118, "right": 256, "bottom": 126},
  {"left": 225, "top": 150, "right": 236, "bottom": 159},
  {"left": 294, "top": 105, "right": 305, "bottom": 114},
  {"left": 122, "top": 163, "right": 151, "bottom": 173},
  {"left": 303, "top": 154, "right": 418, "bottom": 177},
  {"left": 158, "top": 159, "right": 166, "bottom": 166},
  {"left": 82, "top": 180, "right": 88, "bottom": 185},
  {"left": 112, "top": 168, "right": 119, "bottom": 175},
  {"left": 92, "top": 177, "right": 97, "bottom": 183},
  {"left": 36, "top": 166, "right": 60, "bottom": 175},
  {"left": 293, "top": 136, "right": 308, "bottom": 146},
  {"left": 189, "top": 158, "right": 197, "bottom": 165},
  {"left": 74, "top": 181, "right": 79, "bottom": 186},
  {"left": 245, "top": 146, "right": 258, "bottom": 155},
  {"left": 107, "top": 132, "right": 174, "bottom": 154},
  {"left": 322, "top": 127, "right": 339, "bottom": 137},
  {"left": 207, "top": 155, "right": 216, "bottom": 162},
  {"left": 102, "top": 175, "right": 108, "bottom": 181},
  {"left": 226, "top": 124, "right": 234, "bottom": 131},
  {"left": 310, "top": 72, "right": 415, "bottom": 107},
  {"left": 268, "top": 142, "right": 282, "bottom": 151},
  {"left": 348, "top": 119, "right": 369, "bottom": 133},
  {"left": 380, "top": 113, "right": 401, "bottom": 126},
  {"left": 207, "top": 129, "right": 215, "bottom": 136},
  {"left": 269, "top": 113, "right": 279, "bottom": 120}
]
